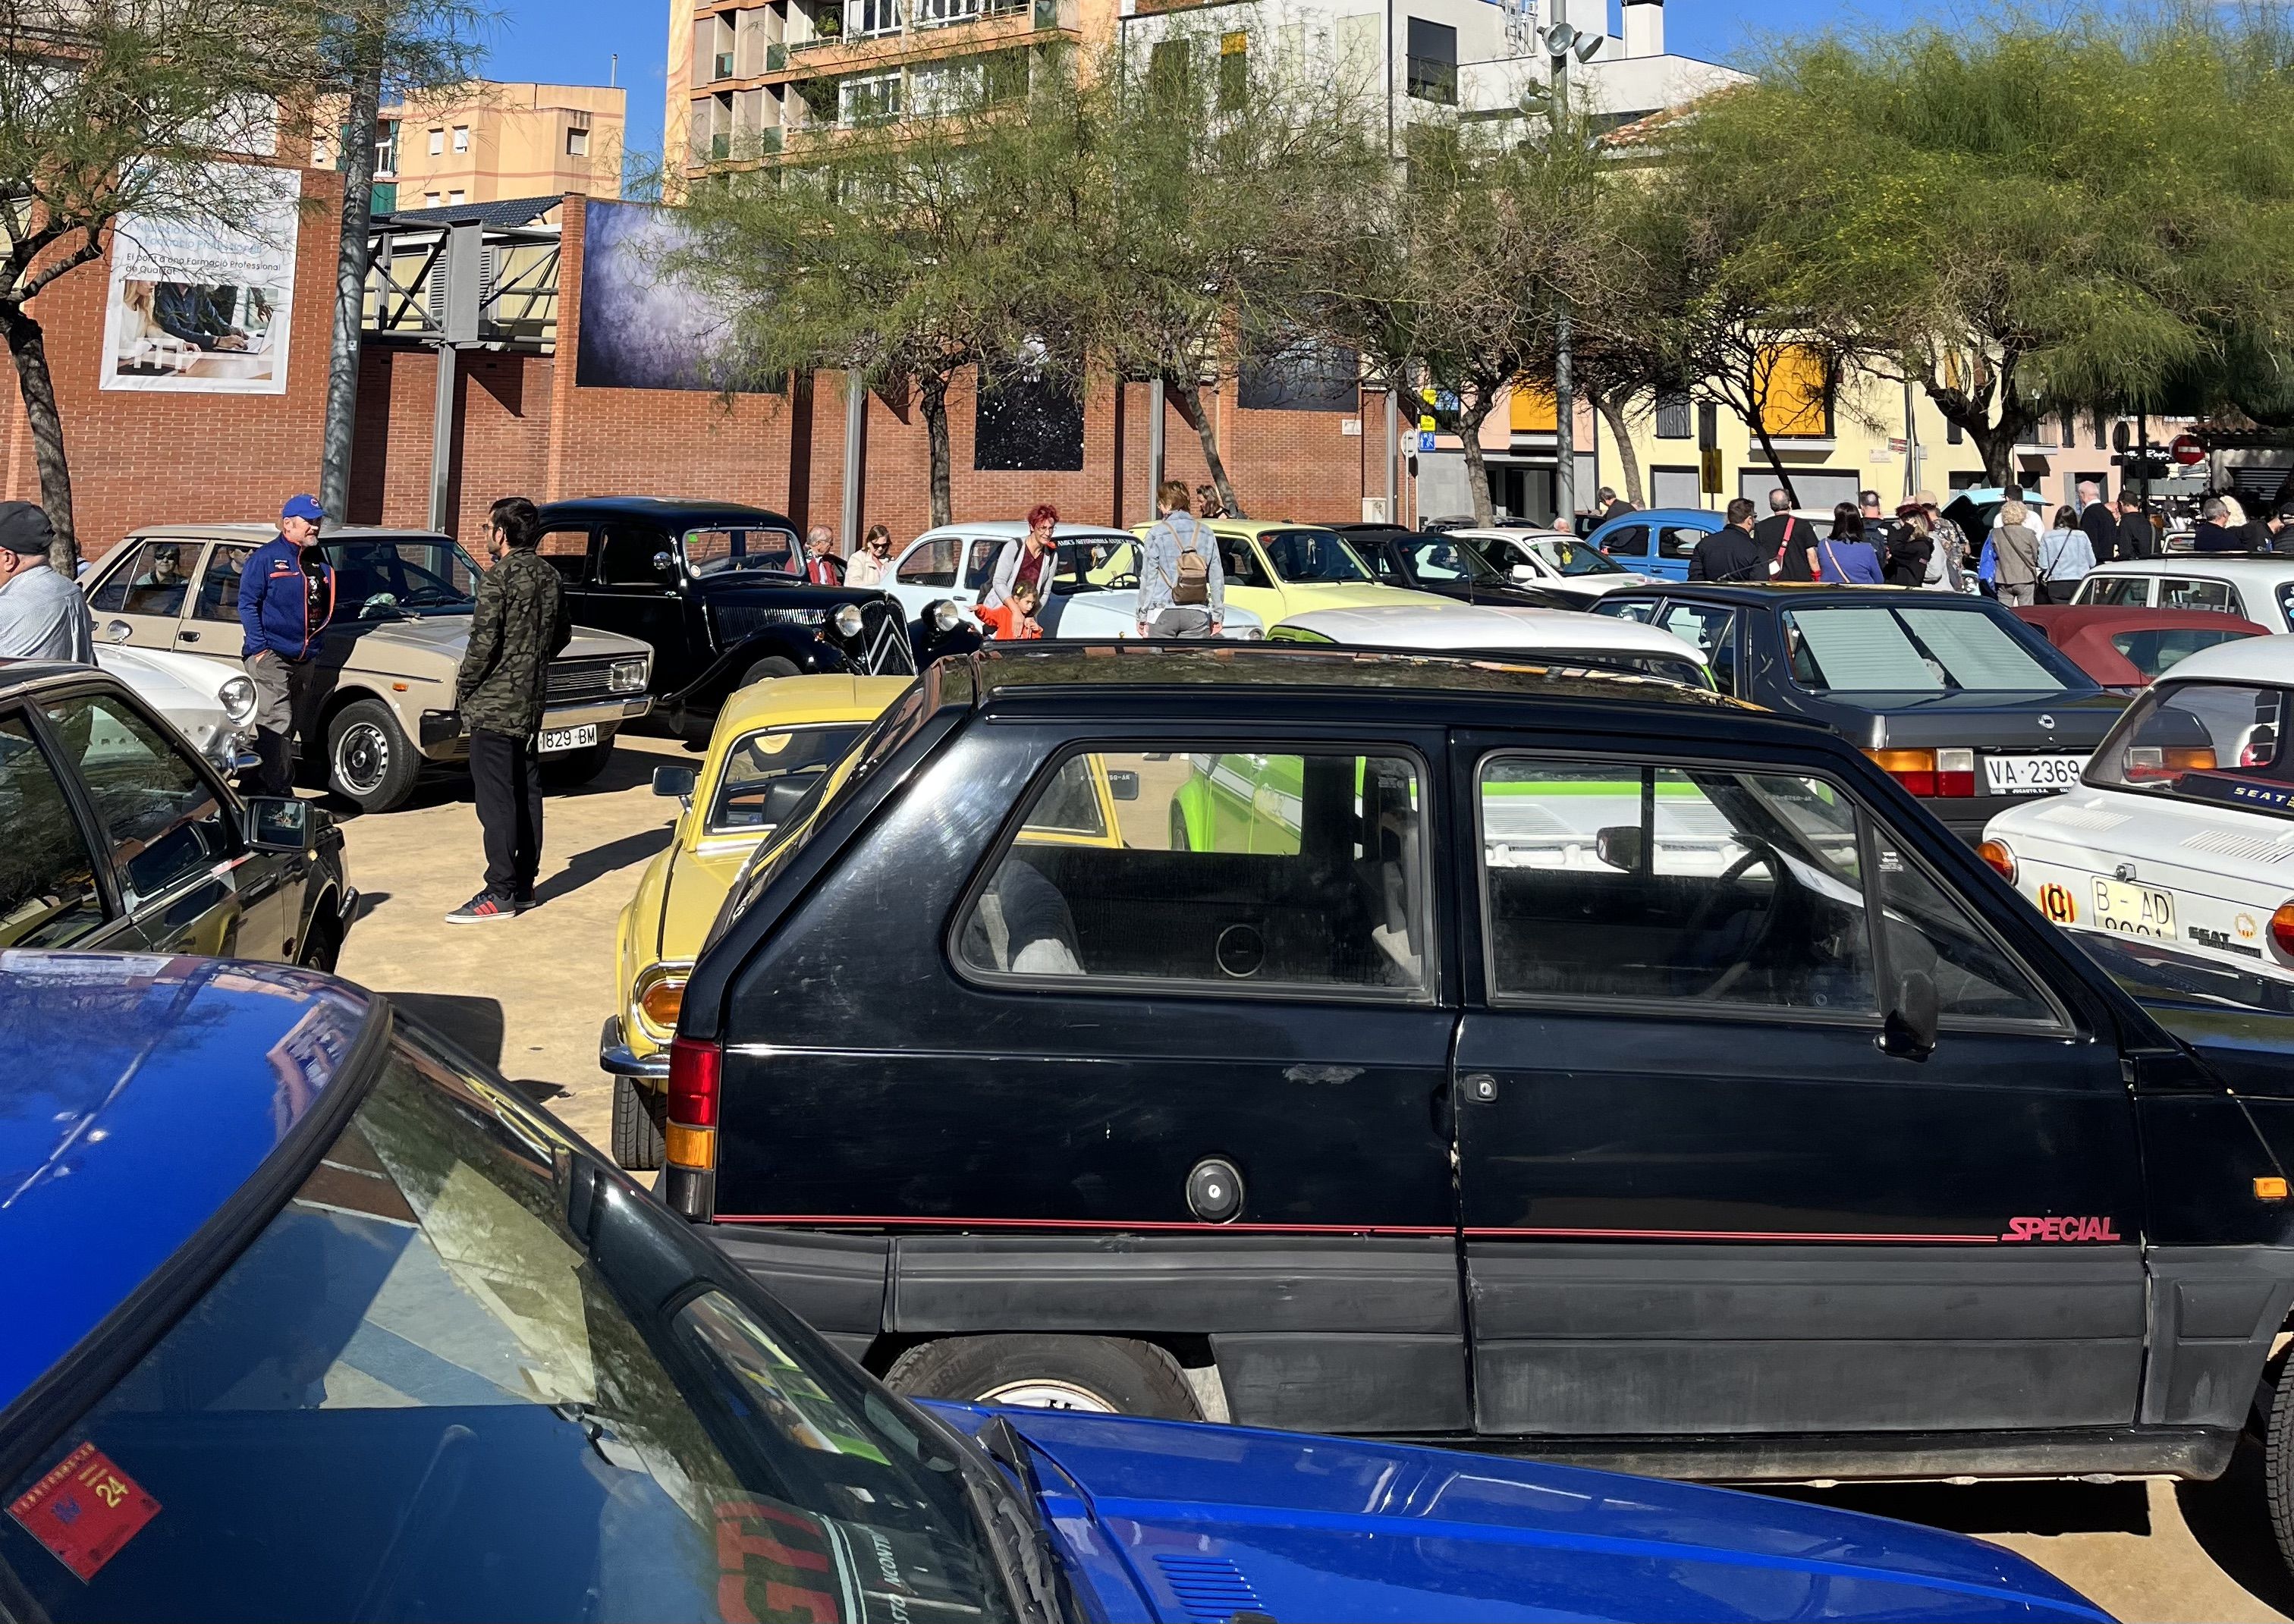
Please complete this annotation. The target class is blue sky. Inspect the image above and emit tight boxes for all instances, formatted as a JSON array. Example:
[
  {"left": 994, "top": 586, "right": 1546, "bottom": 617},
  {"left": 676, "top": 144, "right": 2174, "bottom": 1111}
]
[{"left": 486, "top": 0, "right": 1925, "bottom": 169}]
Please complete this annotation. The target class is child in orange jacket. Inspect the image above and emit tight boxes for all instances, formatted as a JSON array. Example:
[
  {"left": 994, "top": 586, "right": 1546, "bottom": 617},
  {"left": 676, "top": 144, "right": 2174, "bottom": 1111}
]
[{"left": 976, "top": 578, "right": 1044, "bottom": 641}]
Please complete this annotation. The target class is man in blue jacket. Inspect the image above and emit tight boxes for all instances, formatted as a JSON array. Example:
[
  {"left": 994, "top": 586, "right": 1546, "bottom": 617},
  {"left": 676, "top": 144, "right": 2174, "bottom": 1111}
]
[{"left": 239, "top": 494, "right": 335, "bottom": 796}]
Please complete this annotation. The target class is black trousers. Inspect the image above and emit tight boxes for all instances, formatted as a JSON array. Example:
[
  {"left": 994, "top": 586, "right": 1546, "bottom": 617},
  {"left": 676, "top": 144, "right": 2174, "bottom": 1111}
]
[{"left": 469, "top": 728, "right": 544, "bottom": 899}]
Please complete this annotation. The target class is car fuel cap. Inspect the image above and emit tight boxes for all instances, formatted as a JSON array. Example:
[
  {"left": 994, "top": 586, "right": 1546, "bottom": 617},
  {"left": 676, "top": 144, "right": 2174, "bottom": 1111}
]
[{"left": 1187, "top": 1158, "right": 1244, "bottom": 1223}]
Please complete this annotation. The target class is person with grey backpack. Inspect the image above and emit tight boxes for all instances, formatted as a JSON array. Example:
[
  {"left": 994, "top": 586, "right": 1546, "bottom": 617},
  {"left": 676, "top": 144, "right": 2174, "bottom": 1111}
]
[{"left": 1137, "top": 480, "right": 1226, "bottom": 639}]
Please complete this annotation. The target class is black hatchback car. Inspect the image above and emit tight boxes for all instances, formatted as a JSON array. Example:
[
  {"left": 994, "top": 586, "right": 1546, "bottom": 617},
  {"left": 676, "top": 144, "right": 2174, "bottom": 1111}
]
[
  {"left": 659, "top": 644, "right": 2294, "bottom": 1550},
  {"left": 1596, "top": 583, "right": 2129, "bottom": 842},
  {"left": 0, "top": 661, "right": 352, "bottom": 967},
  {"left": 533, "top": 498, "right": 919, "bottom": 729},
  {"left": 1334, "top": 525, "right": 1576, "bottom": 610}
]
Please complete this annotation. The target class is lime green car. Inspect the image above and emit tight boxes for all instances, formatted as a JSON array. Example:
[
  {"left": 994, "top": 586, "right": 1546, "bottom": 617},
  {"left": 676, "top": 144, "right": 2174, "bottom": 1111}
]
[{"left": 1133, "top": 519, "right": 1429, "bottom": 627}]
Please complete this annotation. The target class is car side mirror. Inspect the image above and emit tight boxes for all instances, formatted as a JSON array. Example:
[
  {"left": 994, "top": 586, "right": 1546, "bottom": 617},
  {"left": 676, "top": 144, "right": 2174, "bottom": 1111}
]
[
  {"left": 1880, "top": 969, "right": 1940, "bottom": 1061},
  {"left": 1595, "top": 825, "right": 1645, "bottom": 874},
  {"left": 243, "top": 796, "right": 316, "bottom": 854},
  {"left": 1510, "top": 564, "right": 1536, "bottom": 583},
  {"left": 652, "top": 765, "right": 698, "bottom": 802},
  {"left": 1106, "top": 769, "right": 1140, "bottom": 802},
  {"left": 102, "top": 618, "right": 133, "bottom": 645}
]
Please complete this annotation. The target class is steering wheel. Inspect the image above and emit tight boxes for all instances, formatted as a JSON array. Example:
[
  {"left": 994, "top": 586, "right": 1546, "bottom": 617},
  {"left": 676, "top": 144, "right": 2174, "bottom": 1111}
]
[{"left": 1677, "top": 844, "right": 1793, "bottom": 1000}]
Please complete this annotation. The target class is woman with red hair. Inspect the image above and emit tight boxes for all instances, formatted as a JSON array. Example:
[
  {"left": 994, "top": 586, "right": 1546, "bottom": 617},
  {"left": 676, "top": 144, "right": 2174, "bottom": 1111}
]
[{"left": 987, "top": 503, "right": 1060, "bottom": 613}]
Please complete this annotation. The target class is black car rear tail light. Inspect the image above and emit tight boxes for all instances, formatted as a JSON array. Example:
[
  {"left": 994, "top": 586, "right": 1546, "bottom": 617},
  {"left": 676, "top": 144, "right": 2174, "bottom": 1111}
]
[
  {"left": 1866, "top": 747, "right": 1976, "bottom": 797},
  {"left": 665, "top": 1035, "right": 721, "bottom": 1220}
]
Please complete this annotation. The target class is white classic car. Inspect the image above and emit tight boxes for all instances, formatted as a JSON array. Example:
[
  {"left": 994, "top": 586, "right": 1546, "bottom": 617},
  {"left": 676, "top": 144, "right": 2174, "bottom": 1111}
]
[
  {"left": 2072, "top": 557, "right": 2294, "bottom": 632},
  {"left": 1444, "top": 527, "right": 1651, "bottom": 605},
  {"left": 1984, "top": 635, "right": 2294, "bottom": 995},
  {"left": 90, "top": 625, "right": 259, "bottom": 774},
  {"left": 882, "top": 522, "right": 1264, "bottom": 639},
  {"left": 1268, "top": 601, "right": 1717, "bottom": 689}
]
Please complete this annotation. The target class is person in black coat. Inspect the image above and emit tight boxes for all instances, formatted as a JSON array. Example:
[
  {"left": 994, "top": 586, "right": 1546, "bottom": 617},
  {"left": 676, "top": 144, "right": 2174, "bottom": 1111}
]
[
  {"left": 1751, "top": 488, "right": 1816, "bottom": 582},
  {"left": 2116, "top": 495, "right": 2161, "bottom": 560},
  {"left": 1688, "top": 499, "right": 1768, "bottom": 582},
  {"left": 2192, "top": 498, "right": 2244, "bottom": 553},
  {"left": 2077, "top": 480, "right": 2122, "bottom": 564}
]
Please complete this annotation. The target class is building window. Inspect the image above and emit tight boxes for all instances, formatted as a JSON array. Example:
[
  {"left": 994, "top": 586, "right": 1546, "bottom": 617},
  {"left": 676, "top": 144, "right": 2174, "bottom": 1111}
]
[
  {"left": 838, "top": 68, "right": 902, "bottom": 125},
  {"left": 1218, "top": 31, "right": 1249, "bottom": 112},
  {"left": 567, "top": 125, "right": 589, "bottom": 156},
  {"left": 1947, "top": 419, "right": 1964, "bottom": 445},
  {"left": 423, "top": 192, "right": 442, "bottom": 207},
  {"left": 1755, "top": 344, "right": 1832, "bottom": 439},
  {"left": 1405, "top": 17, "right": 1457, "bottom": 105},
  {"left": 448, "top": 190, "right": 466, "bottom": 206},
  {"left": 427, "top": 127, "right": 445, "bottom": 156},
  {"left": 451, "top": 124, "right": 470, "bottom": 152},
  {"left": 2093, "top": 413, "right": 2108, "bottom": 451},
  {"left": 376, "top": 120, "right": 398, "bottom": 176},
  {"left": 1148, "top": 38, "right": 1191, "bottom": 103},
  {"left": 847, "top": 0, "right": 902, "bottom": 37},
  {"left": 1655, "top": 391, "right": 1691, "bottom": 439}
]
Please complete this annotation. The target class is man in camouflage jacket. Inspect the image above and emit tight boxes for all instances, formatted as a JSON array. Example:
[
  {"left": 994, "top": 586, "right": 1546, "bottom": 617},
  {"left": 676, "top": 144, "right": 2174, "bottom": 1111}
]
[{"left": 447, "top": 495, "right": 574, "bottom": 924}]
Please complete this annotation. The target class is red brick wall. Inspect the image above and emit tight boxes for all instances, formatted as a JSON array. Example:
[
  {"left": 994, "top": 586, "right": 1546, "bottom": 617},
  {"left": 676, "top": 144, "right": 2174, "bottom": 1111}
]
[
  {"left": 0, "top": 184, "right": 1381, "bottom": 561},
  {"left": 0, "top": 168, "right": 347, "bottom": 561}
]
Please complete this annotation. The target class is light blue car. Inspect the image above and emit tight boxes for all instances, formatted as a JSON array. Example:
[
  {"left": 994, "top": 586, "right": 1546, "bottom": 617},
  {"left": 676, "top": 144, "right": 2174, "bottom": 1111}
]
[{"left": 1585, "top": 506, "right": 1728, "bottom": 582}]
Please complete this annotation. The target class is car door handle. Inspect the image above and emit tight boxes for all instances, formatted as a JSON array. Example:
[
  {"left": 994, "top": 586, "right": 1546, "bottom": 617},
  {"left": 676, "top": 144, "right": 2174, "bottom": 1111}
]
[
  {"left": 177, "top": 630, "right": 200, "bottom": 642},
  {"left": 1463, "top": 1073, "right": 1498, "bottom": 1103}
]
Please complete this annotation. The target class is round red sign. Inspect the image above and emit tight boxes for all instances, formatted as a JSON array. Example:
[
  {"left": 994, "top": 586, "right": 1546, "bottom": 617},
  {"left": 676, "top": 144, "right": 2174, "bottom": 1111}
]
[{"left": 2170, "top": 432, "right": 2206, "bottom": 466}]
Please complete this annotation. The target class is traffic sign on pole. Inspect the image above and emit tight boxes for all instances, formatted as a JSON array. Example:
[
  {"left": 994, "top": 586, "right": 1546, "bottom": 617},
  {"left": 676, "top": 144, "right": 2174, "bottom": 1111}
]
[{"left": 2170, "top": 433, "right": 2206, "bottom": 467}]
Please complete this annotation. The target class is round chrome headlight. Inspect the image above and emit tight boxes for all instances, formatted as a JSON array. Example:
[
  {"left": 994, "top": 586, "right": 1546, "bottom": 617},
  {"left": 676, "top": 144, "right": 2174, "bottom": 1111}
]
[
  {"left": 831, "top": 603, "right": 866, "bottom": 640},
  {"left": 219, "top": 674, "right": 257, "bottom": 723},
  {"left": 929, "top": 599, "right": 963, "bottom": 635}
]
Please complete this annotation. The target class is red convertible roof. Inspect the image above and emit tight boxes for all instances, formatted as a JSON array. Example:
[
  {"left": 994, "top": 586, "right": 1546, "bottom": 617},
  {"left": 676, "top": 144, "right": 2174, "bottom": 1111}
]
[{"left": 2013, "top": 605, "right": 2269, "bottom": 687}]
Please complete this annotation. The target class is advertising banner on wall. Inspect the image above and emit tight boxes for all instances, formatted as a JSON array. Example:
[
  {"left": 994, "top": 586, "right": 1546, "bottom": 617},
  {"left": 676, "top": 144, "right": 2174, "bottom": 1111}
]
[
  {"left": 99, "top": 165, "right": 302, "bottom": 395},
  {"left": 577, "top": 199, "right": 765, "bottom": 392}
]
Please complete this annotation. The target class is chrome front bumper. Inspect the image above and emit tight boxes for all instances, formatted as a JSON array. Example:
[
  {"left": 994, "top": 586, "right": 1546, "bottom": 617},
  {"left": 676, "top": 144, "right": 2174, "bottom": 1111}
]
[
  {"left": 599, "top": 1014, "right": 669, "bottom": 1082},
  {"left": 419, "top": 696, "right": 653, "bottom": 758}
]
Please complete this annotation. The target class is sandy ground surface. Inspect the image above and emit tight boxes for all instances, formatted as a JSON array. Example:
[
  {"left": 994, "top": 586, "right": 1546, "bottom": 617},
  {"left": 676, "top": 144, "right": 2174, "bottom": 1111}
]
[{"left": 332, "top": 729, "right": 2294, "bottom": 1623}]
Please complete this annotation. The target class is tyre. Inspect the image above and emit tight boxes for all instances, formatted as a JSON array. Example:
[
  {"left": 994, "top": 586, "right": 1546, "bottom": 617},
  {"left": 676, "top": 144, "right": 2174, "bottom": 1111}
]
[
  {"left": 740, "top": 655, "right": 802, "bottom": 691},
  {"left": 540, "top": 739, "right": 614, "bottom": 788},
  {"left": 612, "top": 1076, "right": 667, "bottom": 1172},
  {"left": 295, "top": 903, "right": 342, "bottom": 973},
  {"left": 1169, "top": 803, "right": 1193, "bottom": 853},
  {"left": 325, "top": 698, "right": 422, "bottom": 813},
  {"left": 883, "top": 1334, "right": 1201, "bottom": 1419}
]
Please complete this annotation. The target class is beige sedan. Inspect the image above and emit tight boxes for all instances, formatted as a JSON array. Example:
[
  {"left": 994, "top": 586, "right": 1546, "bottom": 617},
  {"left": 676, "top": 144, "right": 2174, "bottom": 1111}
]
[{"left": 84, "top": 523, "right": 654, "bottom": 812}]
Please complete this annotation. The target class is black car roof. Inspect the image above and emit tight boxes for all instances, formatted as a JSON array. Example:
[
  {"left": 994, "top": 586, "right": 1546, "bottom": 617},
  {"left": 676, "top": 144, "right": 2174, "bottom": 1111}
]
[
  {"left": 950, "top": 642, "right": 1792, "bottom": 722},
  {"left": 537, "top": 497, "right": 797, "bottom": 526},
  {"left": 1611, "top": 584, "right": 1989, "bottom": 609}
]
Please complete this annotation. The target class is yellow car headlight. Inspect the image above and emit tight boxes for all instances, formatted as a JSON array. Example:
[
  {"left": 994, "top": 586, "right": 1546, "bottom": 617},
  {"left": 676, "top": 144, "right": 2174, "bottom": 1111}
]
[{"left": 633, "top": 964, "right": 690, "bottom": 1036}]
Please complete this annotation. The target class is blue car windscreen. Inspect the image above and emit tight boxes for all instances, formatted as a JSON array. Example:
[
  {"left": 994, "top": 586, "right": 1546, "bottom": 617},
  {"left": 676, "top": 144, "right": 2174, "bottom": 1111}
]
[{"left": 0, "top": 1037, "right": 1010, "bottom": 1624}]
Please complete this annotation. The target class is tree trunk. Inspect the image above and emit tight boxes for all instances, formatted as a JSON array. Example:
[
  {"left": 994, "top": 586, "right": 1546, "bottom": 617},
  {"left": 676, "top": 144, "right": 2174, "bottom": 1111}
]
[
  {"left": 1457, "top": 402, "right": 1496, "bottom": 526},
  {"left": 920, "top": 370, "right": 952, "bottom": 527},
  {"left": 321, "top": 45, "right": 385, "bottom": 526},
  {"left": 1748, "top": 417, "right": 1799, "bottom": 507},
  {"left": 1590, "top": 387, "right": 1643, "bottom": 506},
  {"left": 0, "top": 303, "right": 80, "bottom": 573},
  {"left": 1170, "top": 375, "right": 1243, "bottom": 520}
]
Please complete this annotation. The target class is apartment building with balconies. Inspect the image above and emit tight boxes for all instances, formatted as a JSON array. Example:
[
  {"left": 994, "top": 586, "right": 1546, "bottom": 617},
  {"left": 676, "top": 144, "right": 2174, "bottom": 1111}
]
[{"left": 667, "top": 0, "right": 1114, "bottom": 177}]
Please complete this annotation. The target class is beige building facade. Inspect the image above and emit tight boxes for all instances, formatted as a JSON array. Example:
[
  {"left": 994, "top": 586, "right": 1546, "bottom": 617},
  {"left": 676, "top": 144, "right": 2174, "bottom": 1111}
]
[{"left": 370, "top": 82, "right": 627, "bottom": 211}]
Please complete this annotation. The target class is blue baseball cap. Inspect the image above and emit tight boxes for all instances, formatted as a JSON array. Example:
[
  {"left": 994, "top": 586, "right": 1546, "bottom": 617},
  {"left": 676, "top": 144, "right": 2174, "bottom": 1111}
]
[{"left": 281, "top": 494, "right": 324, "bottom": 523}]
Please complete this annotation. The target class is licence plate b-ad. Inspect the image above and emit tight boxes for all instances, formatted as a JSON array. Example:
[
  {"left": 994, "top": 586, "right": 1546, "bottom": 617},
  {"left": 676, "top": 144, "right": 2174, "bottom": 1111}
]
[
  {"left": 540, "top": 724, "right": 598, "bottom": 754},
  {"left": 2092, "top": 878, "right": 2176, "bottom": 939},
  {"left": 1985, "top": 753, "right": 2081, "bottom": 795}
]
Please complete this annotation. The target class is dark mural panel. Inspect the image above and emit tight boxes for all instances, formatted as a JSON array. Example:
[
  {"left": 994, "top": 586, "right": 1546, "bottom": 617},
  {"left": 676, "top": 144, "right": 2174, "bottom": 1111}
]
[
  {"left": 1239, "top": 342, "right": 1361, "bottom": 413},
  {"left": 975, "top": 370, "right": 1085, "bottom": 471},
  {"left": 576, "top": 200, "right": 776, "bottom": 393}
]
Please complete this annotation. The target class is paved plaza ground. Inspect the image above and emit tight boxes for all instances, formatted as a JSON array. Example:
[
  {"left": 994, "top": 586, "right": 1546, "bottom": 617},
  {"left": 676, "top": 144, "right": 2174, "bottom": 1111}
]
[{"left": 333, "top": 728, "right": 2294, "bottom": 1624}]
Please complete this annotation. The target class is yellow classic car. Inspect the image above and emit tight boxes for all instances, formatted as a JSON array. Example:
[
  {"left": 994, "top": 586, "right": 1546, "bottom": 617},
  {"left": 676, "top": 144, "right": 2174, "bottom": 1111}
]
[
  {"left": 602, "top": 671, "right": 1131, "bottom": 1169},
  {"left": 1132, "top": 518, "right": 1431, "bottom": 627}
]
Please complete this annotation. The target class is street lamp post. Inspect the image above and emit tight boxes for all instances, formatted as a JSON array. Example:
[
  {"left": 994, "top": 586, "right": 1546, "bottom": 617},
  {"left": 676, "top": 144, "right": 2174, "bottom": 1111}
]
[{"left": 1543, "top": 0, "right": 1598, "bottom": 531}]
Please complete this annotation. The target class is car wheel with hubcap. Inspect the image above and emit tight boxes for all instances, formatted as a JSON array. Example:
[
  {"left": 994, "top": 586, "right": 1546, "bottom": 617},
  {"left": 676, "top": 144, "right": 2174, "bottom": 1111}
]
[
  {"left": 883, "top": 1334, "right": 1201, "bottom": 1419},
  {"left": 740, "top": 655, "right": 803, "bottom": 691},
  {"left": 325, "top": 699, "right": 421, "bottom": 813},
  {"left": 1169, "top": 803, "right": 1193, "bottom": 853},
  {"left": 611, "top": 1076, "right": 666, "bottom": 1171}
]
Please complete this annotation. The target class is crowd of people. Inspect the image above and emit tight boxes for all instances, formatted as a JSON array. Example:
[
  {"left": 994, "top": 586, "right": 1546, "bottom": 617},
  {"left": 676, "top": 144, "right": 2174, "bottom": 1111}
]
[{"left": 1684, "top": 476, "right": 2283, "bottom": 601}]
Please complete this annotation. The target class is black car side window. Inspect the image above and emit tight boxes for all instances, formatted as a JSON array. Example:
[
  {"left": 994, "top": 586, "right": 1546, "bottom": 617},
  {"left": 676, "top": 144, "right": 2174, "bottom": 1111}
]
[
  {"left": 39, "top": 694, "right": 231, "bottom": 906},
  {"left": 1868, "top": 830, "right": 2057, "bottom": 1026},
  {"left": 1479, "top": 755, "right": 1877, "bottom": 1016},
  {"left": 0, "top": 713, "right": 107, "bottom": 947},
  {"left": 536, "top": 526, "right": 593, "bottom": 585},
  {"left": 598, "top": 526, "right": 669, "bottom": 586},
  {"left": 954, "top": 748, "right": 1432, "bottom": 998}
]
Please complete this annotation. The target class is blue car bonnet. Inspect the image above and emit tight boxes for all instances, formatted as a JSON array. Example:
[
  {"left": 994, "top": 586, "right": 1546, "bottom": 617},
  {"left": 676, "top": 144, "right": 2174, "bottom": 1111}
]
[
  {"left": 929, "top": 1405, "right": 2110, "bottom": 1623},
  {"left": 0, "top": 953, "right": 370, "bottom": 1415}
]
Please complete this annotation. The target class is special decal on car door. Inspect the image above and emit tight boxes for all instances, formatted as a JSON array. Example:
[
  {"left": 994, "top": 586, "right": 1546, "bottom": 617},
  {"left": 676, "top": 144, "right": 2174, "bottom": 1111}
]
[{"left": 2001, "top": 1214, "right": 2123, "bottom": 1242}]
